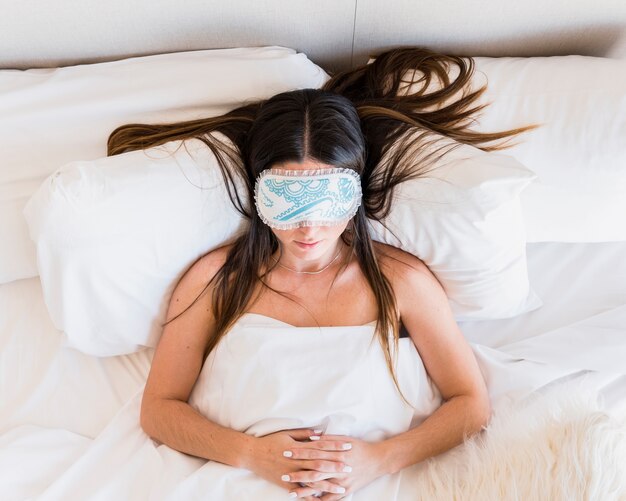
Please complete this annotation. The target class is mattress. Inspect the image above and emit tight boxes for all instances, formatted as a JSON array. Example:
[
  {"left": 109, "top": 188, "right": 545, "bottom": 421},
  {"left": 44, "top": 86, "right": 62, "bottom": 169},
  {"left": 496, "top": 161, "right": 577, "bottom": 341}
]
[{"left": 2, "top": 240, "right": 625, "bottom": 441}]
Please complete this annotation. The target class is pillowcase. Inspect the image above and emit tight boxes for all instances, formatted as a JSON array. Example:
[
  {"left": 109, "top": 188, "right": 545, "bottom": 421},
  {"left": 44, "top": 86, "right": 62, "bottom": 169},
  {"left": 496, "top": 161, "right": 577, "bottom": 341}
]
[
  {"left": 471, "top": 56, "right": 626, "bottom": 243},
  {"left": 0, "top": 46, "right": 330, "bottom": 284},
  {"left": 381, "top": 54, "right": 626, "bottom": 242},
  {"left": 24, "top": 135, "right": 540, "bottom": 356},
  {"left": 25, "top": 138, "right": 246, "bottom": 356},
  {"left": 369, "top": 132, "right": 540, "bottom": 321}
]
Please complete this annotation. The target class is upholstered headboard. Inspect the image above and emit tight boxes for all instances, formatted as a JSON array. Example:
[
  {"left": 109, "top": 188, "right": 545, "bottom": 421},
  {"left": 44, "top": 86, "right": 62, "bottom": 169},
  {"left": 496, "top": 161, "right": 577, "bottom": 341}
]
[{"left": 1, "top": 0, "right": 624, "bottom": 73}]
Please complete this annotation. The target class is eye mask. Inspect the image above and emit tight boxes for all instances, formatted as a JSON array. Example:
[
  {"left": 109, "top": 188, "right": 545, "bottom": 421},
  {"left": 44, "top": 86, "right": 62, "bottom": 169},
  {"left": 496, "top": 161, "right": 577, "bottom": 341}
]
[{"left": 254, "top": 168, "right": 362, "bottom": 230}]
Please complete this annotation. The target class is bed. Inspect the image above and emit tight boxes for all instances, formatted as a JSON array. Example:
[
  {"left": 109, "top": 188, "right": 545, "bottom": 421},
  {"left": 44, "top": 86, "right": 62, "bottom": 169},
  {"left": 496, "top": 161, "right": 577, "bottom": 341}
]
[{"left": 1, "top": 2, "right": 626, "bottom": 500}]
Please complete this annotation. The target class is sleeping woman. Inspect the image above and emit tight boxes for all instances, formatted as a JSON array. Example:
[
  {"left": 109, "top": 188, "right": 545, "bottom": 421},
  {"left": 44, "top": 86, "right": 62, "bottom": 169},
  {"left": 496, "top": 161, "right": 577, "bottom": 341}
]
[{"left": 104, "top": 47, "right": 534, "bottom": 500}]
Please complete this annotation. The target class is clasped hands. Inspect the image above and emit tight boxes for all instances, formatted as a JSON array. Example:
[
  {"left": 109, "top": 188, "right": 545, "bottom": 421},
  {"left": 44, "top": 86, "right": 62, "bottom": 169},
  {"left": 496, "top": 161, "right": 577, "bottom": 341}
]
[{"left": 248, "top": 427, "right": 389, "bottom": 500}]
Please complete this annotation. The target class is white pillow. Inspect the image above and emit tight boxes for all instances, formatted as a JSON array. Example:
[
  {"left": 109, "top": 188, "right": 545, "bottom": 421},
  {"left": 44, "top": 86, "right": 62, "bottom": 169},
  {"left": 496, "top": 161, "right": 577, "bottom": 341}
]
[
  {"left": 0, "top": 46, "right": 330, "bottom": 284},
  {"left": 24, "top": 135, "right": 540, "bottom": 356},
  {"left": 385, "top": 54, "right": 626, "bottom": 242},
  {"left": 471, "top": 56, "right": 626, "bottom": 243},
  {"left": 370, "top": 133, "right": 540, "bottom": 320},
  {"left": 25, "top": 138, "right": 246, "bottom": 356}
]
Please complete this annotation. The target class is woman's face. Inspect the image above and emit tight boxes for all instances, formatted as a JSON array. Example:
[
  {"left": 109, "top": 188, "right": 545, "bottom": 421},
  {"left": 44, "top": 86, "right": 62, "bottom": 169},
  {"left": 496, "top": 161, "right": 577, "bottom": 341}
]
[{"left": 266, "top": 160, "right": 351, "bottom": 263}]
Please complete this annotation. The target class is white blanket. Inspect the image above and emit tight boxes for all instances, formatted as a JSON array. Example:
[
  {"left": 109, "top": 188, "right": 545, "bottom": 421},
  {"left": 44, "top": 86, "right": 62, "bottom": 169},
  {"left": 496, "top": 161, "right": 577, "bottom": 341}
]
[{"left": 2, "top": 309, "right": 626, "bottom": 500}]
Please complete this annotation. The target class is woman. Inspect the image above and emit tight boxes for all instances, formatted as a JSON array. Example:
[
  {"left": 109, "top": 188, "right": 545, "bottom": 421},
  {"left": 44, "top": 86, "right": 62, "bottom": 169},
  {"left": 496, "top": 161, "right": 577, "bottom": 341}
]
[{"left": 107, "top": 48, "right": 532, "bottom": 500}]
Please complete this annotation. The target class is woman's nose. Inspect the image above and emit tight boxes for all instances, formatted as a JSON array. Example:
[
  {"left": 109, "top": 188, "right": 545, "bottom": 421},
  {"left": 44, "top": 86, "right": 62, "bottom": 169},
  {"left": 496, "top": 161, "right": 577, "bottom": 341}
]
[{"left": 297, "top": 225, "right": 320, "bottom": 240}]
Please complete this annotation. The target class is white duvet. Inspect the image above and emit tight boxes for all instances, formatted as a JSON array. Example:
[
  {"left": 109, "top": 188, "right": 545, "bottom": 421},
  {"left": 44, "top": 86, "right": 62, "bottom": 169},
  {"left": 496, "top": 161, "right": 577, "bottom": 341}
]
[{"left": 2, "top": 308, "right": 626, "bottom": 500}]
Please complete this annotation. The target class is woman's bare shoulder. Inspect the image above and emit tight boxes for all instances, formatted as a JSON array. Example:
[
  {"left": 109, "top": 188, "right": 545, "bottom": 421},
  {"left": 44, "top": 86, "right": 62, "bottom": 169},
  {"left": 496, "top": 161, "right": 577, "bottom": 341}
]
[
  {"left": 372, "top": 241, "right": 444, "bottom": 299},
  {"left": 372, "top": 241, "right": 428, "bottom": 273},
  {"left": 166, "top": 243, "right": 233, "bottom": 320},
  {"left": 192, "top": 243, "right": 234, "bottom": 279}
]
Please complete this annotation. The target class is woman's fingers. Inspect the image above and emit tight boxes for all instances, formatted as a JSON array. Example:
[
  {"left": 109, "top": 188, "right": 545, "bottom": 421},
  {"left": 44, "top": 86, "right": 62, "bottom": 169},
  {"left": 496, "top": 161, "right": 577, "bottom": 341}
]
[
  {"left": 294, "top": 491, "right": 323, "bottom": 500},
  {"left": 285, "top": 428, "right": 323, "bottom": 441},
  {"left": 284, "top": 447, "right": 349, "bottom": 463},
  {"left": 282, "top": 442, "right": 353, "bottom": 476},
  {"left": 314, "top": 434, "right": 352, "bottom": 442},
  {"left": 287, "top": 458, "right": 350, "bottom": 474},
  {"left": 303, "top": 480, "right": 347, "bottom": 495},
  {"left": 282, "top": 470, "right": 348, "bottom": 483},
  {"left": 288, "top": 480, "right": 347, "bottom": 499},
  {"left": 318, "top": 494, "right": 346, "bottom": 500},
  {"left": 281, "top": 434, "right": 353, "bottom": 497},
  {"left": 287, "top": 484, "right": 319, "bottom": 498},
  {"left": 302, "top": 439, "right": 352, "bottom": 451}
]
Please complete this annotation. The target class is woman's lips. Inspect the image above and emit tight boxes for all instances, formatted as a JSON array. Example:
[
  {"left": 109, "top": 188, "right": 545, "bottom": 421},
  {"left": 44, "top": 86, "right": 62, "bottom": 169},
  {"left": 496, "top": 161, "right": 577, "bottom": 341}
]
[{"left": 295, "top": 240, "right": 320, "bottom": 249}]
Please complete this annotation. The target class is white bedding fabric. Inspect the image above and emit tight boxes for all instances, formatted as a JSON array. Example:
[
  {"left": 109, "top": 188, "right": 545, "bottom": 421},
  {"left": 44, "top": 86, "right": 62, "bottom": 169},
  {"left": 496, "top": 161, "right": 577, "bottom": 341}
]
[
  {"left": 0, "top": 46, "right": 330, "bottom": 284},
  {"left": 458, "top": 241, "right": 626, "bottom": 347},
  {"left": 3, "top": 313, "right": 626, "bottom": 500},
  {"left": 1, "top": 241, "right": 626, "bottom": 499}
]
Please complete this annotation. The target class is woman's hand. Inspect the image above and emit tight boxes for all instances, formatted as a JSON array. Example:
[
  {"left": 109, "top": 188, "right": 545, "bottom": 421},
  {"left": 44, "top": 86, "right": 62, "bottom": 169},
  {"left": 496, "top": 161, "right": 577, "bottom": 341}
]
[
  {"left": 282, "top": 434, "right": 390, "bottom": 500},
  {"left": 245, "top": 428, "right": 349, "bottom": 497}
]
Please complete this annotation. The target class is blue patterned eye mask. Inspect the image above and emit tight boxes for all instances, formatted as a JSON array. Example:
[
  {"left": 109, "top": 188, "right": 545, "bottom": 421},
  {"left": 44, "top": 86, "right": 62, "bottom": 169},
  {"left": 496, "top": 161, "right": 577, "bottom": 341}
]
[{"left": 254, "top": 168, "right": 362, "bottom": 230}]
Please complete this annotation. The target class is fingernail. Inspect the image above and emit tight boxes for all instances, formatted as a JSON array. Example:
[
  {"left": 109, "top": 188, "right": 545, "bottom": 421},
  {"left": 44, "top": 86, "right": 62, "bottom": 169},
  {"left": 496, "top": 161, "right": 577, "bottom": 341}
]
[
  {"left": 288, "top": 492, "right": 297, "bottom": 498},
  {"left": 342, "top": 443, "right": 352, "bottom": 450},
  {"left": 281, "top": 474, "right": 290, "bottom": 481},
  {"left": 309, "top": 435, "right": 320, "bottom": 441},
  {"left": 283, "top": 451, "right": 293, "bottom": 457},
  {"left": 343, "top": 465, "right": 352, "bottom": 472},
  {"left": 337, "top": 487, "right": 346, "bottom": 493},
  {"left": 313, "top": 429, "right": 323, "bottom": 434}
]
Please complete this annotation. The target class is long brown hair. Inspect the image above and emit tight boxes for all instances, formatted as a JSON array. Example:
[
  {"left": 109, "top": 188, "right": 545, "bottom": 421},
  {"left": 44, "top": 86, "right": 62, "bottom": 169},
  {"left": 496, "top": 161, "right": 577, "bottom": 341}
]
[{"left": 108, "top": 47, "right": 535, "bottom": 403}]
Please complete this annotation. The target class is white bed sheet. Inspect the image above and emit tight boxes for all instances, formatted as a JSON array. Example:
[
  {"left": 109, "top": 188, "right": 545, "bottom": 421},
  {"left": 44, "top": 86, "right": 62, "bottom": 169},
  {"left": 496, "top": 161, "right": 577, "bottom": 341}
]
[
  {"left": 0, "top": 278, "right": 152, "bottom": 439},
  {"left": 459, "top": 241, "right": 626, "bottom": 347},
  {"left": 2, "top": 241, "right": 626, "bottom": 439}
]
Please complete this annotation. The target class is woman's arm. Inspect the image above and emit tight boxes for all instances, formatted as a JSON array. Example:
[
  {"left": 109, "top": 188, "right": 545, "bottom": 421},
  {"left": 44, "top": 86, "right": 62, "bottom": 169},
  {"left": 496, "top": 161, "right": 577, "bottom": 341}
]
[
  {"left": 275, "top": 246, "right": 491, "bottom": 499},
  {"left": 377, "top": 246, "right": 491, "bottom": 474},
  {"left": 140, "top": 246, "right": 348, "bottom": 495},
  {"left": 140, "top": 245, "right": 252, "bottom": 467}
]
